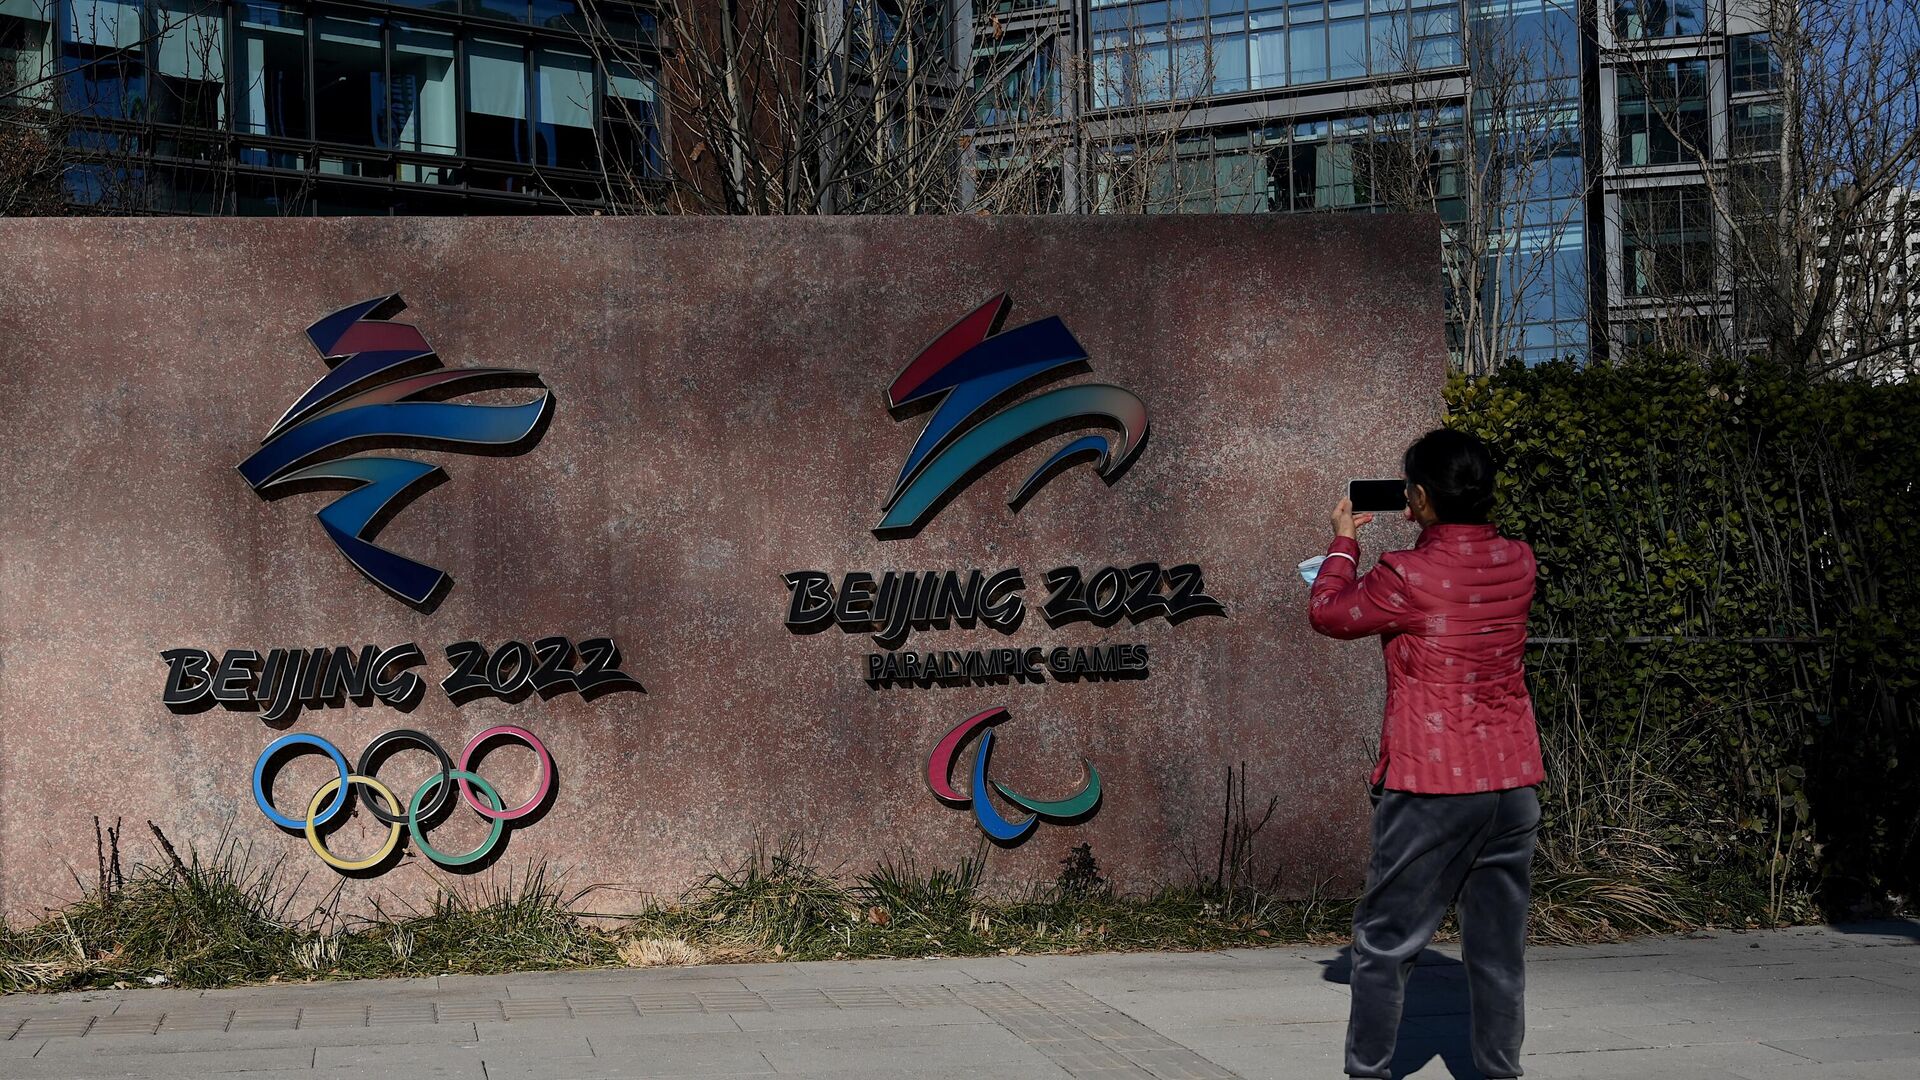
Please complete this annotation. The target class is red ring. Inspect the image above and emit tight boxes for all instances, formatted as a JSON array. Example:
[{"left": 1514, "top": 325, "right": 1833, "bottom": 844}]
[{"left": 457, "top": 725, "right": 553, "bottom": 821}]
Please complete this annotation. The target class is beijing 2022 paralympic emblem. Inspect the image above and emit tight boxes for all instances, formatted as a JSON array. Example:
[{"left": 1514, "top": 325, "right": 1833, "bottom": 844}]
[
  {"left": 238, "top": 295, "right": 553, "bottom": 607},
  {"left": 926, "top": 708, "right": 1101, "bottom": 843},
  {"left": 877, "top": 293, "right": 1149, "bottom": 535}
]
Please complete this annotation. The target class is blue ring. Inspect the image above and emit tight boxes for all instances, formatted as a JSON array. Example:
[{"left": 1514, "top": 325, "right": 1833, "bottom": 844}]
[{"left": 253, "top": 733, "right": 351, "bottom": 830}]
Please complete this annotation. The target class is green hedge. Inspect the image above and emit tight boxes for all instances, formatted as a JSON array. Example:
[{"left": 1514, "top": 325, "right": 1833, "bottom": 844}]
[{"left": 1447, "top": 353, "right": 1919, "bottom": 915}]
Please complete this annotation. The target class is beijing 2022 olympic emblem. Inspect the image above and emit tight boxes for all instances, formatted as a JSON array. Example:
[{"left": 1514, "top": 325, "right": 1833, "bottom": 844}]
[{"left": 238, "top": 295, "right": 553, "bottom": 607}]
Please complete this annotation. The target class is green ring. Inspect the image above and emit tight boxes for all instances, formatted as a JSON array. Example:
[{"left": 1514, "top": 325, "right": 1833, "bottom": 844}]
[{"left": 408, "top": 770, "right": 507, "bottom": 867}]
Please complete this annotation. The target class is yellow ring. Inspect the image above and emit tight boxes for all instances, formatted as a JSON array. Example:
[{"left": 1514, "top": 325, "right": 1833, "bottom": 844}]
[{"left": 304, "top": 775, "right": 403, "bottom": 872}]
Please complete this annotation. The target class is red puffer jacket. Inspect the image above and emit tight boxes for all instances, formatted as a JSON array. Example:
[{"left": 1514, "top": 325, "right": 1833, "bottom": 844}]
[{"left": 1308, "top": 523, "right": 1542, "bottom": 794}]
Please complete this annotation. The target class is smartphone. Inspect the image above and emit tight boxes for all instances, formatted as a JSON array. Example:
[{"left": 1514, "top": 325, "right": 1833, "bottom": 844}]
[{"left": 1348, "top": 478, "right": 1407, "bottom": 514}]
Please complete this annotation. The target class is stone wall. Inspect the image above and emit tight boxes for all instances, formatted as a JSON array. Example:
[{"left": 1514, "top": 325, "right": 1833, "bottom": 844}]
[{"left": 0, "top": 215, "right": 1443, "bottom": 919}]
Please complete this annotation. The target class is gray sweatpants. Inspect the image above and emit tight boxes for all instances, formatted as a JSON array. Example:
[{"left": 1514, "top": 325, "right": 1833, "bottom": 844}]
[{"left": 1345, "top": 785, "right": 1541, "bottom": 1079}]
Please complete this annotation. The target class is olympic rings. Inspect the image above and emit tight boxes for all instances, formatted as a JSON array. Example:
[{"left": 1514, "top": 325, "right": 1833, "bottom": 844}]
[
  {"left": 356, "top": 729, "right": 454, "bottom": 825},
  {"left": 251, "top": 727, "right": 553, "bottom": 870},
  {"left": 306, "top": 775, "right": 403, "bottom": 871},
  {"left": 409, "top": 770, "right": 505, "bottom": 867},
  {"left": 458, "top": 726, "right": 553, "bottom": 821},
  {"left": 255, "top": 733, "right": 351, "bottom": 830}
]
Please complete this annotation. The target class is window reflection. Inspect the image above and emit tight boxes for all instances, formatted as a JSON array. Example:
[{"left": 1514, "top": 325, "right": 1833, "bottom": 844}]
[
  {"left": 468, "top": 36, "right": 528, "bottom": 162},
  {"left": 604, "top": 61, "right": 659, "bottom": 180},
  {"left": 392, "top": 22, "right": 457, "bottom": 156},
  {"left": 1612, "top": 0, "right": 1704, "bottom": 41},
  {"left": 1618, "top": 60, "right": 1708, "bottom": 167},
  {"left": 1623, "top": 186, "right": 1714, "bottom": 297},
  {"left": 314, "top": 14, "right": 384, "bottom": 148},
  {"left": 235, "top": 1, "right": 306, "bottom": 168},
  {"left": 534, "top": 45, "right": 593, "bottom": 169}
]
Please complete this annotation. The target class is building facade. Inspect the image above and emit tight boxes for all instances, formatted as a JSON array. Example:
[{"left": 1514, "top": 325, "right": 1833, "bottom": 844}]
[
  {"left": 0, "top": 0, "right": 662, "bottom": 214},
  {"left": 965, "top": 0, "right": 1784, "bottom": 365}
]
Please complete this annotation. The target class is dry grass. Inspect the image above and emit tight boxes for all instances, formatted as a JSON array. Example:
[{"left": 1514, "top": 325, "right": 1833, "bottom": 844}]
[{"left": 618, "top": 936, "right": 706, "bottom": 967}]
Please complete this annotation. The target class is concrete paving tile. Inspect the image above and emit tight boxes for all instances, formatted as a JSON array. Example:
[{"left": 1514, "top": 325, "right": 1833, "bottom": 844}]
[
  {"left": 1760, "top": 1033, "right": 1920, "bottom": 1064},
  {"left": 1525, "top": 966, "right": 1721, "bottom": 993},
  {"left": 28, "top": 1022, "right": 478, "bottom": 1056},
  {"left": 1732, "top": 1060, "right": 1920, "bottom": 1080},
  {"left": 726, "top": 1003, "right": 992, "bottom": 1032},
  {"left": 1158, "top": 1019, "right": 1347, "bottom": 1050},
  {"left": 1519, "top": 1060, "right": 1751, "bottom": 1080},
  {"left": 1170, "top": 1039, "right": 1341, "bottom": 1080},
  {"left": 0, "top": 1036, "right": 50, "bottom": 1060},
  {"left": 0, "top": 1046, "right": 317, "bottom": 1077},
  {"left": 475, "top": 1011, "right": 743, "bottom": 1039},
  {"left": 1513, "top": 1022, "right": 1654, "bottom": 1054},
  {"left": 485, "top": 1044, "right": 774, "bottom": 1078},
  {"left": 1512, "top": 1043, "right": 1814, "bottom": 1075},
  {"left": 732, "top": 959, "right": 997, "bottom": 988},
  {"left": 1604, "top": 1013, "right": 1920, "bottom": 1047},
  {"left": 747, "top": 1066, "right": 1075, "bottom": 1080},
  {"left": 1529, "top": 1002, "right": 1691, "bottom": 1029},
  {"left": 1856, "top": 970, "right": 1920, "bottom": 991},
  {"left": 201, "top": 1067, "right": 486, "bottom": 1080},
  {"left": 747, "top": 1022, "right": 1042, "bottom": 1072},
  {"left": 495, "top": 972, "right": 750, "bottom": 998},
  {"left": 313, "top": 1033, "right": 593, "bottom": 1068},
  {"left": 1095, "top": 987, "right": 1353, "bottom": 1028}
]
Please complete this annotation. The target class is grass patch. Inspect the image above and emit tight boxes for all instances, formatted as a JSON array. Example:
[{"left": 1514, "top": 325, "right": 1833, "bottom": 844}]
[{"left": 2, "top": 801, "right": 1821, "bottom": 994}]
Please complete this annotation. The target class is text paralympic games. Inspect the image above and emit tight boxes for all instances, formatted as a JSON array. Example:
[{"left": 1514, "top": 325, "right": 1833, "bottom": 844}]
[{"left": 782, "top": 564, "right": 1225, "bottom": 689}]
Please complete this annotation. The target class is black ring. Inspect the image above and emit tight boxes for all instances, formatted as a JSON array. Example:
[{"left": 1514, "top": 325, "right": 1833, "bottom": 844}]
[{"left": 355, "top": 729, "right": 454, "bottom": 825}]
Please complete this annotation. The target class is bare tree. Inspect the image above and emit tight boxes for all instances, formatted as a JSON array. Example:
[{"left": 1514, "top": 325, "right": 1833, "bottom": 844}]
[
  {"left": 1608, "top": 0, "right": 1920, "bottom": 375},
  {"left": 1363, "top": 3, "right": 1587, "bottom": 373},
  {"left": 0, "top": 0, "right": 239, "bottom": 215},
  {"left": 576, "top": 0, "right": 984, "bottom": 215}
]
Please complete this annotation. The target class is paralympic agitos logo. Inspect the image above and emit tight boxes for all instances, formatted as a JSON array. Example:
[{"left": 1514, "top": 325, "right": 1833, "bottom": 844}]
[
  {"left": 876, "top": 293, "right": 1148, "bottom": 535},
  {"left": 238, "top": 295, "right": 553, "bottom": 607}
]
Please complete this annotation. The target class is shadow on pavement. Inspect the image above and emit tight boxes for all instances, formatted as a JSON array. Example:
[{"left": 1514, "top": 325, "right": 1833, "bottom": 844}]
[
  {"left": 1321, "top": 945, "right": 1491, "bottom": 1080},
  {"left": 1828, "top": 918, "right": 1920, "bottom": 942}
]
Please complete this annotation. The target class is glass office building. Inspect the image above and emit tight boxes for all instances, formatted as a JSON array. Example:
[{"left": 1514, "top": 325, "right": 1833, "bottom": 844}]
[
  {"left": 0, "top": 0, "right": 660, "bottom": 213},
  {"left": 968, "top": 0, "right": 1778, "bottom": 364}
]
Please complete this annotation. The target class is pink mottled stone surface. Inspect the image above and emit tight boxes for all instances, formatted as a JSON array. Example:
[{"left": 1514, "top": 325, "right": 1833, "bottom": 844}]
[{"left": 0, "top": 215, "right": 1443, "bottom": 921}]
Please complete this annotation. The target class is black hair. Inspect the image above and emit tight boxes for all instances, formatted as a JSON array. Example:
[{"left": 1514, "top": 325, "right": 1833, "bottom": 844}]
[{"left": 1403, "top": 429, "right": 1496, "bottom": 525}]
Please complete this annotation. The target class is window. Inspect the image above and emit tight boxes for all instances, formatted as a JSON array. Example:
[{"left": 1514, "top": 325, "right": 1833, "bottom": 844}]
[
  {"left": 1731, "top": 34, "right": 1778, "bottom": 94},
  {"left": 391, "top": 23, "right": 456, "bottom": 160},
  {"left": 534, "top": 45, "right": 593, "bottom": 169},
  {"left": 1622, "top": 186, "right": 1714, "bottom": 297},
  {"left": 314, "top": 15, "right": 384, "bottom": 148},
  {"left": 1618, "top": 60, "right": 1708, "bottom": 166},
  {"left": 1328, "top": 13, "right": 1365, "bottom": 81},
  {"left": 1289, "top": 21, "right": 1325, "bottom": 84},
  {"left": 236, "top": 1, "right": 306, "bottom": 160},
  {"left": 2, "top": 1, "right": 54, "bottom": 106},
  {"left": 467, "top": 36, "right": 528, "bottom": 162},
  {"left": 1732, "top": 101, "right": 1780, "bottom": 156},
  {"left": 1137, "top": 41, "right": 1170, "bottom": 102},
  {"left": 1410, "top": 0, "right": 1457, "bottom": 69},
  {"left": 603, "top": 61, "right": 657, "bottom": 181},
  {"left": 467, "top": 0, "right": 530, "bottom": 24},
  {"left": 1612, "top": 0, "right": 1705, "bottom": 41},
  {"left": 1368, "top": 7, "right": 1406, "bottom": 74},
  {"left": 1212, "top": 32, "right": 1248, "bottom": 94},
  {"left": 1249, "top": 27, "right": 1285, "bottom": 89},
  {"left": 58, "top": 0, "right": 144, "bottom": 119},
  {"left": 152, "top": 0, "right": 224, "bottom": 130}
]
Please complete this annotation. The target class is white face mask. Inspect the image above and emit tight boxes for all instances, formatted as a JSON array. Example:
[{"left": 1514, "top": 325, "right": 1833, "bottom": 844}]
[{"left": 1297, "top": 554, "right": 1329, "bottom": 586}]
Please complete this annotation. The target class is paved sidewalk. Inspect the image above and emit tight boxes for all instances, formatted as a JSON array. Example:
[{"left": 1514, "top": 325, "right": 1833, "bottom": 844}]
[{"left": 1, "top": 922, "right": 1915, "bottom": 1080}]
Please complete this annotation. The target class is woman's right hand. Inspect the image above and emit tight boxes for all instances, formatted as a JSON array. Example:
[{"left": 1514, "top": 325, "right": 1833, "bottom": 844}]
[{"left": 1333, "top": 497, "right": 1374, "bottom": 540}]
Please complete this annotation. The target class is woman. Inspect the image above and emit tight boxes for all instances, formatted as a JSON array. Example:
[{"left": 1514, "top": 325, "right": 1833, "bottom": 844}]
[{"left": 1308, "top": 428, "right": 1542, "bottom": 1080}]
